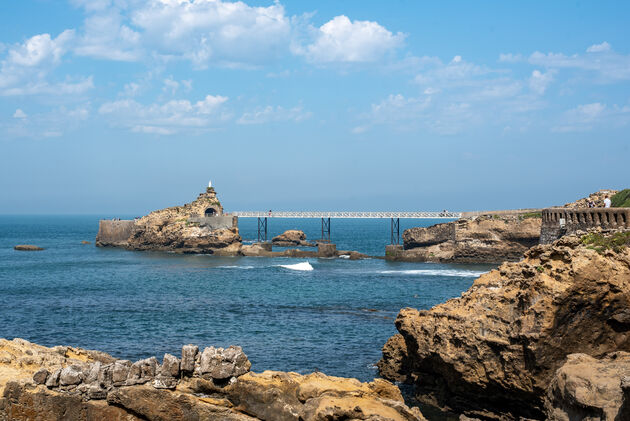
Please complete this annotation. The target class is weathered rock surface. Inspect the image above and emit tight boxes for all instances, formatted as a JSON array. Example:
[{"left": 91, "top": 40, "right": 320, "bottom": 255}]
[
  {"left": 13, "top": 245, "right": 44, "bottom": 251},
  {"left": 563, "top": 189, "right": 618, "bottom": 208},
  {"left": 1, "top": 338, "right": 425, "bottom": 421},
  {"left": 545, "top": 352, "right": 630, "bottom": 421},
  {"left": 379, "top": 233, "right": 630, "bottom": 419},
  {"left": 272, "top": 230, "right": 316, "bottom": 247},
  {"left": 96, "top": 187, "right": 242, "bottom": 254},
  {"left": 394, "top": 213, "right": 541, "bottom": 264}
]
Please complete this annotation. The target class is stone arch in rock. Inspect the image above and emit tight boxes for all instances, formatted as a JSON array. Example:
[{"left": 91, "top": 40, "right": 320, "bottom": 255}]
[{"left": 204, "top": 207, "right": 218, "bottom": 217}]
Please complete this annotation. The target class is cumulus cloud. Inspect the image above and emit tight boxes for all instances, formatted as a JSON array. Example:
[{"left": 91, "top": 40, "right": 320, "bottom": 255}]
[
  {"left": 74, "top": 10, "right": 142, "bottom": 61},
  {"left": 98, "top": 94, "right": 229, "bottom": 134},
  {"left": 237, "top": 105, "right": 311, "bottom": 124},
  {"left": 297, "top": 15, "right": 404, "bottom": 63},
  {"left": 130, "top": 0, "right": 291, "bottom": 68},
  {"left": 586, "top": 41, "right": 611, "bottom": 53},
  {"left": 529, "top": 69, "right": 554, "bottom": 95},
  {"left": 13, "top": 109, "right": 27, "bottom": 119},
  {"left": 0, "top": 30, "right": 94, "bottom": 96}
]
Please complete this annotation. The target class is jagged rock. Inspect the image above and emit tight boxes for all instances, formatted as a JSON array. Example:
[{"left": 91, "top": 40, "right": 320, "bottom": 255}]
[
  {"left": 545, "top": 352, "right": 630, "bottom": 421},
  {"left": 45, "top": 368, "right": 61, "bottom": 388},
  {"left": 396, "top": 213, "right": 541, "bottom": 263},
  {"left": 112, "top": 360, "right": 131, "bottom": 386},
  {"left": 379, "top": 233, "right": 630, "bottom": 419},
  {"left": 127, "top": 357, "right": 158, "bottom": 385},
  {"left": 159, "top": 353, "right": 180, "bottom": 378},
  {"left": 87, "top": 384, "right": 107, "bottom": 400},
  {"left": 59, "top": 365, "right": 84, "bottom": 386},
  {"left": 181, "top": 344, "right": 198, "bottom": 373},
  {"left": 32, "top": 368, "right": 49, "bottom": 385},
  {"left": 563, "top": 189, "right": 618, "bottom": 208},
  {"left": 198, "top": 346, "right": 251, "bottom": 380}
]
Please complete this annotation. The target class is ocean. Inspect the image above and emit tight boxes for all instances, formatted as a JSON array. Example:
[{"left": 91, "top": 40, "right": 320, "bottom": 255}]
[{"left": 0, "top": 215, "right": 494, "bottom": 382}]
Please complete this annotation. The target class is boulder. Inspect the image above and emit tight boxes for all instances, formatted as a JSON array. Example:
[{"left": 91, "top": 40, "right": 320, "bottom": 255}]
[
  {"left": 545, "top": 352, "right": 630, "bottom": 421},
  {"left": 32, "top": 368, "right": 49, "bottom": 385},
  {"left": 272, "top": 230, "right": 313, "bottom": 246},
  {"left": 127, "top": 357, "right": 158, "bottom": 385},
  {"left": 198, "top": 346, "right": 251, "bottom": 380},
  {"left": 112, "top": 360, "right": 131, "bottom": 386},
  {"left": 180, "top": 345, "right": 198, "bottom": 374},
  {"left": 13, "top": 245, "right": 44, "bottom": 251},
  {"left": 59, "top": 365, "right": 84, "bottom": 386},
  {"left": 379, "top": 233, "right": 630, "bottom": 419}
]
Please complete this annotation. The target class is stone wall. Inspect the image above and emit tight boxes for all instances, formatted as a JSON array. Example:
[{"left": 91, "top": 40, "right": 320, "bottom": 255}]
[
  {"left": 187, "top": 215, "right": 238, "bottom": 230},
  {"left": 95, "top": 220, "right": 135, "bottom": 247},
  {"left": 541, "top": 208, "right": 630, "bottom": 244}
]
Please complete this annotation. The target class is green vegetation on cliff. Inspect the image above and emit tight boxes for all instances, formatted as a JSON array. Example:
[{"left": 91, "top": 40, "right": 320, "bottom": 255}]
[
  {"left": 581, "top": 232, "right": 630, "bottom": 254},
  {"left": 611, "top": 189, "right": 630, "bottom": 207}
]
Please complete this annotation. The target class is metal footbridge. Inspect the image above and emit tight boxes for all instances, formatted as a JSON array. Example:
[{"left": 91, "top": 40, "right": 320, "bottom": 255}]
[{"left": 230, "top": 211, "right": 461, "bottom": 245}]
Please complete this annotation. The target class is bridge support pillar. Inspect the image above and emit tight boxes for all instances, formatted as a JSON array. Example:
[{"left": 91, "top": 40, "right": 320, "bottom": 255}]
[
  {"left": 257, "top": 217, "right": 268, "bottom": 242},
  {"left": 321, "top": 217, "right": 331, "bottom": 242},
  {"left": 390, "top": 218, "right": 400, "bottom": 245}
]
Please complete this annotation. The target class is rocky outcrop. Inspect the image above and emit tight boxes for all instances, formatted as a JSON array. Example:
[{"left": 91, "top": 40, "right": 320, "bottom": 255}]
[
  {"left": 379, "top": 232, "right": 630, "bottom": 419},
  {"left": 545, "top": 352, "right": 630, "bottom": 421},
  {"left": 394, "top": 213, "right": 541, "bottom": 264},
  {"left": 272, "top": 230, "right": 315, "bottom": 247},
  {"left": 13, "top": 245, "right": 44, "bottom": 251},
  {"left": 0, "top": 338, "right": 425, "bottom": 421},
  {"left": 96, "top": 187, "right": 242, "bottom": 255},
  {"left": 563, "top": 189, "right": 618, "bottom": 208}
]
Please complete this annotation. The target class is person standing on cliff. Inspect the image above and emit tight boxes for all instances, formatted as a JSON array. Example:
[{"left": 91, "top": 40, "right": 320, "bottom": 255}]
[{"left": 604, "top": 196, "right": 611, "bottom": 208}]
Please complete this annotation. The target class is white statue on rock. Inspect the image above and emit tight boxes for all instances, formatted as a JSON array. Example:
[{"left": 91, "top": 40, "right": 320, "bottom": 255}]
[{"left": 208, "top": 180, "right": 212, "bottom": 188}]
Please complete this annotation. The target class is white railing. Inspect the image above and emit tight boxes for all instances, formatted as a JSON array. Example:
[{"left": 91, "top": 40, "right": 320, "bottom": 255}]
[{"left": 230, "top": 211, "right": 461, "bottom": 219}]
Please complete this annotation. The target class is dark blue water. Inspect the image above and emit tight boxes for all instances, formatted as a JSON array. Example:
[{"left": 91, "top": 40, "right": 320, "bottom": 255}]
[{"left": 0, "top": 215, "right": 493, "bottom": 382}]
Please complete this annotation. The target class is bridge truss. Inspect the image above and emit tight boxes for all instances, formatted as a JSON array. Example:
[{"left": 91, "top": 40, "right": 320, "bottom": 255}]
[{"left": 230, "top": 211, "right": 461, "bottom": 245}]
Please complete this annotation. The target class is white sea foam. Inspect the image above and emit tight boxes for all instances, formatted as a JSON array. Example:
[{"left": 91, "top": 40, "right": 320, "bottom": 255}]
[
  {"left": 215, "top": 265, "right": 255, "bottom": 270},
  {"left": 278, "top": 262, "right": 314, "bottom": 271},
  {"left": 338, "top": 255, "right": 351, "bottom": 259},
  {"left": 379, "top": 269, "right": 486, "bottom": 278}
]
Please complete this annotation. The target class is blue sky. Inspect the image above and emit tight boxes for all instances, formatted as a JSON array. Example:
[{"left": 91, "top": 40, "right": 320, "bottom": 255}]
[{"left": 1, "top": 0, "right": 628, "bottom": 214}]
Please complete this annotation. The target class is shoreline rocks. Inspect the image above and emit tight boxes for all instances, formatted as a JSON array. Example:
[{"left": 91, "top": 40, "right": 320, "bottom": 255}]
[
  {"left": 0, "top": 338, "right": 426, "bottom": 421},
  {"left": 389, "top": 213, "right": 541, "bottom": 264},
  {"left": 379, "top": 231, "right": 630, "bottom": 419}
]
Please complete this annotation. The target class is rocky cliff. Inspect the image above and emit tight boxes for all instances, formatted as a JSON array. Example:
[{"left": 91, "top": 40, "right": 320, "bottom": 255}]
[
  {"left": 378, "top": 231, "right": 630, "bottom": 420},
  {"left": 394, "top": 214, "right": 541, "bottom": 264},
  {"left": 96, "top": 187, "right": 242, "bottom": 255},
  {"left": 0, "top": 338, "right": 426, "bottom": 421}
]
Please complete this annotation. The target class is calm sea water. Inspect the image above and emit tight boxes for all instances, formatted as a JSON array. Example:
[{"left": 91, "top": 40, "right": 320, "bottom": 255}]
[{"left": 0, "top": 215, "right": 494, "bottom": 382}]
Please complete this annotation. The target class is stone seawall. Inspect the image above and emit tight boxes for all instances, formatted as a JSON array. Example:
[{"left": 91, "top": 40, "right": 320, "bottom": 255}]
[
  {"left": 95, "top": 220, "right": 135, "bottom": 247},
  {"left": 187, "top": 215, "right": 238, "bottom": 230},
  {"left": 541, "top": 208, "right": 630, "bottom": 244}
]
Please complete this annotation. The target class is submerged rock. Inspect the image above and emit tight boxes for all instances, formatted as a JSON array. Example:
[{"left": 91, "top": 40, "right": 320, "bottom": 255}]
[
  {"left": 379, "top": 232, "right": 630, "bottom": 419},
  {"left": 13, "top": 245, "right": 44, "bottom": 251}
]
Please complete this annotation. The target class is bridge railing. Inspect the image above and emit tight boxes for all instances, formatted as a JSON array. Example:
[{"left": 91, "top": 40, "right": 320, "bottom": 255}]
[{"left": 230, "top": 211, "right": 461, "bottom": 219}]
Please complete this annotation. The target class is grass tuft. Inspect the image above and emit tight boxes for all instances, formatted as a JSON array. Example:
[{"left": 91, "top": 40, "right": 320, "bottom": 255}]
[
  {"left": 611, "top": 189, "right": 630, "bottom": 207},
  {"left": 581, "top": 232, "right": 630, "bottom": 254}
]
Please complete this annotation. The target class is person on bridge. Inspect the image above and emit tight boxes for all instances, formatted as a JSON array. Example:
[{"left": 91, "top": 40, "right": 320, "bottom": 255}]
[
  {"left": 604, "top": 196, "right": 611, "bottom": 208},
  {"left": 268, "top": 209, "right": 272, "bottom": 217}
]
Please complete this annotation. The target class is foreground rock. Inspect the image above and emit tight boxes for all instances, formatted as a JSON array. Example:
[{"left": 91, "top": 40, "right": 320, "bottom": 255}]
[
  {"left": 13, "top": 245, "right": 44, "bottom": 251},
  {"left": 96, "top": 187, "right": 242, "bottom": 255},
  {"left": 272, "top": 230, "right": 316, "bottom": 247},
  {"left": 379, "top": 232, "right": 630, "bottom": 419},
  {"left": 545, "top": 352, "right": 630, "bottom": 420},
  {"left": 391, "top": 212, "right": 541, "bottom": 264},
  {"left": 0, "top": 338, "right": 425, "bottom": 421}
]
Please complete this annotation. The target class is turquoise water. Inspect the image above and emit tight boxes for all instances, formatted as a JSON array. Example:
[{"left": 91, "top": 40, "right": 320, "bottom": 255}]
[{"left": 0, "top": 215, "right": 493, "bottom": 382}]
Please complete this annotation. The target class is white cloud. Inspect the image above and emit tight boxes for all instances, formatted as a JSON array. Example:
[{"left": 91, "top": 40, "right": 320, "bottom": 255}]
[
  {"left": 98, "top": 94, "right": 229, "bottom": 134},
  {"left": 297, "top": 15, "right": 404, "bottom": 63},
  {"left": 529, "top": 69, "right": 554, "bottom": 95},
  {"left": 13, "top": 109, "right": 27, "bottom": 119},
  {"left": 130, "top": 0, "right": 291, "bottom": 68},
  {"left": 527, "top": 47, "right": 630, "bottom": 81},
  {"left": 586, "top": 41, "right": 611, "bottom": 53},
  {"left": 552, "top": 102, "right": 630, "bottom": 132},
  {"left": 237, "top": 105, "right": 311, "bottom": 125},
  {"left": 0, "top": 30, "right": 94, "bottom": 96},
  {"left": 74, "top": 11, "right": 142, "bottom": 61}
]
